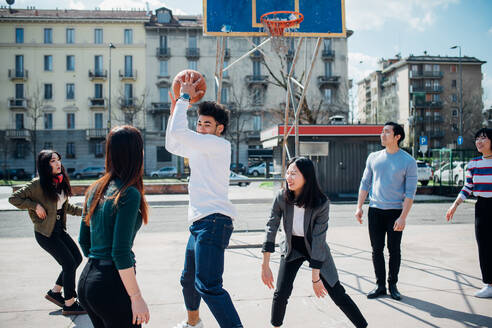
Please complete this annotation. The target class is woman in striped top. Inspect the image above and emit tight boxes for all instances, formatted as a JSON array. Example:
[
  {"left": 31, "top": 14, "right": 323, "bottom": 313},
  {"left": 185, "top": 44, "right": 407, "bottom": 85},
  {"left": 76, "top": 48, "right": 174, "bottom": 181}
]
[{"left": 446, "top": 127, "right": 492, "bottom": 298}]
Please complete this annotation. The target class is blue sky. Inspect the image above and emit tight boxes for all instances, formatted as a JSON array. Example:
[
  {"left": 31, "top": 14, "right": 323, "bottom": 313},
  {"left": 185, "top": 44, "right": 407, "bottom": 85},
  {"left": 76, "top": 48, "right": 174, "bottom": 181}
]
[{"left": 14, "top": 0, "right": 492, "bottom": 109}]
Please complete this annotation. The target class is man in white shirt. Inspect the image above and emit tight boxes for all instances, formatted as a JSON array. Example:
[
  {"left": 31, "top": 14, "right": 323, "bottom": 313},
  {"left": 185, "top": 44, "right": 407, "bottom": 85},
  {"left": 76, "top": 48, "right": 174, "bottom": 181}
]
[{"left": 166, "top": 73, "right": 243, "bottom": 328}]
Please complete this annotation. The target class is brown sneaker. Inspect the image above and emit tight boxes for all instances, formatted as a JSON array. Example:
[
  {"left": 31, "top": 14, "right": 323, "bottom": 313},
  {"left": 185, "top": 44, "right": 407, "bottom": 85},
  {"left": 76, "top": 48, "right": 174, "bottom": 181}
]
[{"left": 62, "top": 300, "right": 87, "bottom": 315}]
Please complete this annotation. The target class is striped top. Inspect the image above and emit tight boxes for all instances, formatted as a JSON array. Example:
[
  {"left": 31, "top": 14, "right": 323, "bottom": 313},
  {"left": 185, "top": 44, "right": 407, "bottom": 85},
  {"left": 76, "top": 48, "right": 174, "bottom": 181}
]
[{"left": 459, "top": 156, "right": 492, "bottom": 200}]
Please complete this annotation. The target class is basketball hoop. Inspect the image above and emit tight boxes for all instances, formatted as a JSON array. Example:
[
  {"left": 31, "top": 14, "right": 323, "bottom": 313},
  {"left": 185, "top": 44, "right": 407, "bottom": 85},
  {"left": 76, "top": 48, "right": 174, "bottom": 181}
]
[{"left": 260, "top": 11, "right": 304, "bottom": 54}]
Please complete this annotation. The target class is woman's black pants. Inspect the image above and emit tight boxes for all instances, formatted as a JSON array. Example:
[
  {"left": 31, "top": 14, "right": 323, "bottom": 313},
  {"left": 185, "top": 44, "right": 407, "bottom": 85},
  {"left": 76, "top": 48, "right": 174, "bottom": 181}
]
[
  {"left": 78, "top": 258, "right": 140, "bottom": 328},
  {"left": 271, "top": 236, "right": 367, "bottom": 327},
  {"left": 35, "top": 218, "right": 82, "bottom": 300},
  {"left": 476, "top": 197, "right": 492, "bottom": 284}
]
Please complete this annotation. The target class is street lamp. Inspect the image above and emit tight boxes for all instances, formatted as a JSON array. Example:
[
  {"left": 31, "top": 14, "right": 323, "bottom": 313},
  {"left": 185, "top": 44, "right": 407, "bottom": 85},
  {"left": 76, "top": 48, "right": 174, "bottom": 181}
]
[
  {"left": 108, "top": 42, "right": 116, "bottom": 130},
  {"left": 450, "top": 45, "right": 463, "bottom": 144}
]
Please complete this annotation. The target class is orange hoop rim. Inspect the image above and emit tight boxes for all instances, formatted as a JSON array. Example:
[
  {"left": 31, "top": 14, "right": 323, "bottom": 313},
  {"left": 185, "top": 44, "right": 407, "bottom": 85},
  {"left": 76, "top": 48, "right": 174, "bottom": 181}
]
[{"left": 260, "top": 11, "right": 304, "bottom": 36}]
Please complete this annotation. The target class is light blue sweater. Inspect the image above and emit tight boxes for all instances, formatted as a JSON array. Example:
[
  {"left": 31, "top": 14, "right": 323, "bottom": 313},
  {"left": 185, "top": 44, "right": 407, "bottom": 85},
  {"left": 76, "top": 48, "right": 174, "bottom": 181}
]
[{"left": 360, "top": 149, "right": 418, "bottom": 209}]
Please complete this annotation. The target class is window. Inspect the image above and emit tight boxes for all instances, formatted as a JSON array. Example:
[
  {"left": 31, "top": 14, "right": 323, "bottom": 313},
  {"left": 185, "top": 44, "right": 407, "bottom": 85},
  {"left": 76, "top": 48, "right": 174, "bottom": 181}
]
[
  {"left": 452, "top": 79, "right": 457, "bottom": 88},
  {"left": 253, "top": 61, "right": 261, "bottom": 76},
  {"left": 160, "top": 114, "right": 167, "bottom": 131},
  {"left": 15, "top": 142, "right": 25, "bottom": 159},
  {"left": 433, "top": 64, "right": 440, "bottom": 72},
  {"left": 425, "top": 94, "right": 432, "bottom": 102},
  {"left": 324, "top": 88, "right": 332, "bottom": 103},
  {"left": 424, "top": 64, "right": 432, "bottom": 72},
  {"left": 66, "top": 84, "right": 75, "bottom": 100},
  {"left": 94, "top": 28, "right": 103, "bottom": 44},
  {"left": 253, "top": 37, "right": 260, "bottom": 45},
  {"left": 66, "top": 113, "right": 75, "bottom": 129},
  {"left": 159, "top": 87, "right": 169, "bottom": 103},
  {"left": 223, "top": 60, "right": 228, "bottom": 77},
  {"left": 124, "top": 55, "right": 133, "bottom": 77},
  {"left": 44, "top": 113, "right": 53, "bottom": 129},
  {"left": 15, "top": 84, "right": 24, "bottom": 100},
  {"left": 44, "top": 55, "right": 53, "bottom": 71},
  {"left": 159, "top": 61, "right": 168, "bottom": 76},
  {"left": 124, "top": 84, "right": 133, "bottom": 104},
  {"left": 15, "top": 113, "right": 24, "bottom": 129},
  {"left": 66, "top": 142, "right": 75, "bottom": 158},
  {"left": 15, "top": 28, "right": 23, "bottom": 43},
  {"left": 432, "top": 94, "right": 440, "bottom": 102},
  {"left": 94, "top": 84, "right": 103, "bottom": 99},
  {"left": 94, "top": 113, "right": 103, "bottom": 129},
  {"left": 44, "top": 28, "right": 52, "bottom": 44},
  {"left": 450, "top": 65, "right": 457, "bottom": 73},
  {"left": 44, "top": 84, "right": 53, "bottom": 100},
  {"left": 425, "top": 80, "right": 432, "bottom": 88},
  {"left": 94, "top": 142, "right": 104, "bottom": 157},
  {"left": 15, "top": 55, "right": 24, "bottom": 75},
  {"left": 411, "top": 65, "right": 418, "bottom": 72},
  {"left": 452, "top": 109, "right": 458, "bottom": 117},
  {"left": 124, "top": 29, "right": 133, "bottom": 44},
  {"left": 324, "top": 61, "right": 332, "bottom": 77},
  {"left": 159, "top": 35, "right": 167, "bottom": 48},
  {"left": 94, "top": 55, "right": 103, "bottom": 75},
  {"left": 221, "top": 87, "right": 229, "bottom": 104},
  {"left": 452, "top": 94, "right": 457, "bottom": 103},
  {"left": 66, "top": 28, "right": 75, "bottom": 44},
  {"left": 44, "top": 142, "right": 53, "bottom": 149},
  {"left": 253, "top": 115, "right": 262, "bottom": 131},
  {"left": 188, "top": 60, "right": 197, "bottom": 70},
  {"left": 188, "top": 33, "right": 197, "bottom": 48},
  {"left": 66, "top": 55, "right": 75, "bottom": 71},
  {"left": 157, "top": 146, "right": 172, "bottom": 162}
]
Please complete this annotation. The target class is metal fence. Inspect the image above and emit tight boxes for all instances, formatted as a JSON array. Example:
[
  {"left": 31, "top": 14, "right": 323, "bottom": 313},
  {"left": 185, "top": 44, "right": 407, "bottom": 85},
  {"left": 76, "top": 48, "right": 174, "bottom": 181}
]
[{"left": 426, "top": 149, "right": 479, "bottom": 188}]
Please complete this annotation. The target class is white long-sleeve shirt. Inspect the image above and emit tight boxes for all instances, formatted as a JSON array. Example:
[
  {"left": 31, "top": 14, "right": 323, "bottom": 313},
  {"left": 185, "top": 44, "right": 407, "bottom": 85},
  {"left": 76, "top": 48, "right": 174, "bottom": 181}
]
[{"left": 165, "top": 99, "right": 237, "bottom": 223}]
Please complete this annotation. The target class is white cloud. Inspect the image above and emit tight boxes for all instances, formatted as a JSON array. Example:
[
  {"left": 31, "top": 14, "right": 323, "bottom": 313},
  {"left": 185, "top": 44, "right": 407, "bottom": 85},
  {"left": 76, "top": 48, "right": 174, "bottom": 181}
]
[
  {"left": 483, "top": 72, "right": 492, "bottom": 109},
  {"left": 348, "top": 52, "right": 380, "bottom": 84},
  {"left": 346, "top": 0, "right": 459, "bottom": 32}
]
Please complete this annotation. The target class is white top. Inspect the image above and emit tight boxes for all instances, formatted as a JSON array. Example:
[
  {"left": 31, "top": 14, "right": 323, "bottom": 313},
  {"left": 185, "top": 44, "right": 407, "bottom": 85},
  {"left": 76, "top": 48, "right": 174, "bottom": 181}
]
[
  {"left": 165, "top": 99, "right": 237, "bottom": 223},
  {"left": 292, "top": 205, "right": 305, "bottom": 237},
  {"left": 57, "top": 191, "right": 66, "bottom": 210}
]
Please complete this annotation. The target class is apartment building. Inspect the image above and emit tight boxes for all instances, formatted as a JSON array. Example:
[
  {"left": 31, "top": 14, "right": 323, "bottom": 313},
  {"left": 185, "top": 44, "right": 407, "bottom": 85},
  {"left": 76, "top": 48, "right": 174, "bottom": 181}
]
[{"left": 357, "top": 55, "right": 486, "bottom": 151}]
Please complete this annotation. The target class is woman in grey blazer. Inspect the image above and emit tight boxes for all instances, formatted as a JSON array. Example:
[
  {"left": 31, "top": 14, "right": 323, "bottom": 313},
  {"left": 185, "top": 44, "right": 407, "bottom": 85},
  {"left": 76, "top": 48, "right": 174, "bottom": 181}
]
[{"left": 261, "top": 157, "right": 367, "bottom": 328}]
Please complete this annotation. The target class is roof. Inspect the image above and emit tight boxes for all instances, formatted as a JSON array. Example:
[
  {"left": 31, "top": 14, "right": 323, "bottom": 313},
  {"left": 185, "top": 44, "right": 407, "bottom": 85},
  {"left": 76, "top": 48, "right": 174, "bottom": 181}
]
[
  {"left": 0, "top": 8, "right": 150, "bottom": 22},
  {"left": 406, "top": 55, "right": 486, "bottom": 65}
]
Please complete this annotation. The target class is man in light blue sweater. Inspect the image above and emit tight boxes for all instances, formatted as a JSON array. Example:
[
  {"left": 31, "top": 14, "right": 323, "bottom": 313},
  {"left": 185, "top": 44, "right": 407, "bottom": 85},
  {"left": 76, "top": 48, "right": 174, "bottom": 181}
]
[{"left": 355, "top": 122, "right": 418, "bottom": 301}]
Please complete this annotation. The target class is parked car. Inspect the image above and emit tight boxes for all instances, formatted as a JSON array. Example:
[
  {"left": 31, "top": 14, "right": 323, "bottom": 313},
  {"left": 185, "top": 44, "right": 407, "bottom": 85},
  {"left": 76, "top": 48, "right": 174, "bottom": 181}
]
[
  {"left": 150, "top": 166, "right": 177, "bottom": 178},
  {"left": 0, "top": 168, "right": 30, "bottom": 180},
  {"left": 71, "top": 166, "right": 105, "bottom": 179},
  {"left": 247, "top": 162, "right": 274, "bottom": 176},
  {"left": 433, "top": 161, "right": 466, "bottom": 185},
  {"left": 416, "top": 161, "right": 432, "bottom": 186},
  {"left": 230, "top": 163, "right": 246, "bottom": 174},
  {"left": 230, "top": 171, "right": 250, "bottom": 187}
]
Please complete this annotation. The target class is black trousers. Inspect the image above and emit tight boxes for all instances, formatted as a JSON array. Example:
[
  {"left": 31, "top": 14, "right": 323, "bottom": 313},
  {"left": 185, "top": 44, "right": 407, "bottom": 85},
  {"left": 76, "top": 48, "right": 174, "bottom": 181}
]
[
  {"left": 78, "top": 258, "right": 140, "bottom": 328},
  {"left": 368, "top": 207, "right": 403, "bottom": 287},
  {"left": 35, "top": 218, "right": 82, "bottom": 300},
  {"left": 271, "top": 236, "right": 367, "bottom": 327},
  {"left": 475, "top": 197, "right": 492, "bottom": 284}
]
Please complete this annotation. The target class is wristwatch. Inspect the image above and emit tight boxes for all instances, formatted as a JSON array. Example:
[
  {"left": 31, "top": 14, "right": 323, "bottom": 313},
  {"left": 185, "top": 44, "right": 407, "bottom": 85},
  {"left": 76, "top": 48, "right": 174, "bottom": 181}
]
[{"left": 179, "top": 93, "right": 190, "bottom": 102}]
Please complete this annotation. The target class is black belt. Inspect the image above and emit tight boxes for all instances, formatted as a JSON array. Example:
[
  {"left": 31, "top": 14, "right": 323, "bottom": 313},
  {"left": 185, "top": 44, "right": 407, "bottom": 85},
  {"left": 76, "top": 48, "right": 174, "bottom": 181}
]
[{"left": 90, "top": 258, "right": 114, "bottom": 266}]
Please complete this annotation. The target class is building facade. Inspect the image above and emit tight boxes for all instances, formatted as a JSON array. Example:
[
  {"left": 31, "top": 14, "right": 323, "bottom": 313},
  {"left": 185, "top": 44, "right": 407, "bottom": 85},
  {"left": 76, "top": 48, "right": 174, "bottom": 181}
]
[{"left": 357, "top": 55, "right": 486, "bottom": 152}]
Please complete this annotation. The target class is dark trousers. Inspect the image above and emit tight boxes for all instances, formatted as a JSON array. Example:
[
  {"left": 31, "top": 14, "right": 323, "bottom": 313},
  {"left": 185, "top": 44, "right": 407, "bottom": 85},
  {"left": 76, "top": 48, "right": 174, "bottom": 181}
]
[
  {"left": 368, "top": 207, "right": 403, "bottom": 287},
  {"left": 78, "top": 259, "right": 140, "bottom": 328},
  {"left": 180, "top": 214, "right": 243, "bottom": 328},
  {"left": 35, "top": 219, "right": 82, "bottom": 300},
  {"left": 271, "top": 236, "right": 367, "bottom": 327},
  {"left": 475, "top": 197, "right": 492, "bottom": 284}
]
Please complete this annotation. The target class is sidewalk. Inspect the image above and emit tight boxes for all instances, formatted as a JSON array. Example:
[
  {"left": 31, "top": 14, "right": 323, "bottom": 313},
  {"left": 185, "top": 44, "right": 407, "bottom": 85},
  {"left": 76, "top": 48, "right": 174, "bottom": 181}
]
[{"left": 0, "top": 224, "right": 490, "bottom": 327}]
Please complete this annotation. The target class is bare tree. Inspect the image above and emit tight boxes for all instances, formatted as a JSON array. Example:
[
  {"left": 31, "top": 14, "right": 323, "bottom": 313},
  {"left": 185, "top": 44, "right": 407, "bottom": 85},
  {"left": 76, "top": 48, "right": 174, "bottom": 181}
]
[
  {"left": 25, "top": 82, "right": 47, "bottom": 174},
  {"left": 115, "top": 87, "right": 149, "bottom": 128},
  {"left": 225, "top": 88, "right": 251, "bottom": 171},
  {"left": 0, "top": 132, "right": 11, "bottom": 182}
]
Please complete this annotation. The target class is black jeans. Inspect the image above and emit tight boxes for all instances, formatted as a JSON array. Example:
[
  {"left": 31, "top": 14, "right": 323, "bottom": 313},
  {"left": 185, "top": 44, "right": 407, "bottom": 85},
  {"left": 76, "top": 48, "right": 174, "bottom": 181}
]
[
  {"left": 35, "top": 217, "right": 82, "bottom": 300},
  {"left": 78, "top": 259, "right": 140, "bottom": 328},
  {"left": 368, "top": 207, "right": 403, "bottom": 287},
  {"left": 475, "top": 197, "right": 492, "bottom": 284},
  {"left": 271, "top": 236, "right": 367, "bottom": 327}
]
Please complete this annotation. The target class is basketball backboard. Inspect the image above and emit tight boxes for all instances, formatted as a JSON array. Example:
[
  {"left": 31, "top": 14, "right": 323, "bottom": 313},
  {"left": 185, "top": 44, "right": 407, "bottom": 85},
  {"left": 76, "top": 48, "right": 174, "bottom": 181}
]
[{"left": 203, "top": 0, "right": 346, "bottom": 37}]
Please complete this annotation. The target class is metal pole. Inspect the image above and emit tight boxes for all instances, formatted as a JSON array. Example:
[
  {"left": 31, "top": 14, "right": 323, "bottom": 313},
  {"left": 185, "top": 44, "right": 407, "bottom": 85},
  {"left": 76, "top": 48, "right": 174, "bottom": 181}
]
[
  {"left": 108, "top": 43, "right": 115, "bottom": 130},
  {"left": 458, "top": 46, "right": 463, "bottom": 141}
]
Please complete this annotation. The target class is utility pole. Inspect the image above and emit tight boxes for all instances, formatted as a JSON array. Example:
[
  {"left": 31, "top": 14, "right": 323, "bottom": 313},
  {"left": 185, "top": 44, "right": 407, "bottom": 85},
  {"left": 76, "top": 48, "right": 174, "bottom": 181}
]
[
  {"left": 450, "top": 45, "right": 463, "bottom": 141},
  {"left": 108, "top": 42, "right": 116, "bottom": 130}
]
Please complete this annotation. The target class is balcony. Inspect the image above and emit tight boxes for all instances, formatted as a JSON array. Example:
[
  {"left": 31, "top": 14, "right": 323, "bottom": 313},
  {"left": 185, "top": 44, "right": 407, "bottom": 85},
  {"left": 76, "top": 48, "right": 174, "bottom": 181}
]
[
  {"left": 321, "top": 49, "right": 335, "bottom": 60},
  {"left": 88, "top": 97, "right": 107, "bottom": 109},
  {"left": 6, "top": 129, "right": 31, "bottom": 140},
  {"left": 8, "top": 69, "right": 28, "bottom": 81},
  {"left": 414, "top": 101, "right": 443, "bottom": 109},
  {"left": 430, "top": 130, "right": 445, "bottom": 138},
  {"left": 250, "top": 50, "right": 263, "bottom": 60},
  {"left": 149, "top": 102, "right": 171, "bottom": 114},
  {"left": 317, "top": 75, "right": 340, "bottom": 88},
  {"left": 381, "top": 77, "right": 396, "bottom": 88},
  {"left": 156, "top": 47, "right": 171, "bottom": 59},
  {"left": 186, "top": 48, "right": 200, "bottom": 59},
  {"left": 119, "top": 97, "right": 136, "bottom": 110},
  {"left": 89, "top": 70, "right": 108, "bottom": 81},
  {"left": 86, "top": 128, "right": 108, "bottom": 139},
  {"left": 247, "top": 131, "right": 261, "bottom": 139},
  {"left": 433, "top": 116, "right": 445, "bottom": 123},
  {"left": 410, "top": 85, "right": 443, "bottom": 93},
  {"left": 8, "top": 98, "right": 28, "bottom": 110},
  {"left": 119, "top": 70, "right": 137, "bottom": 81},
  {"left": 409, "top": 71, "right": 443, "bottom": 79},
  {"left": 245, "top": 75, "right": 269, "bottom": 86}
]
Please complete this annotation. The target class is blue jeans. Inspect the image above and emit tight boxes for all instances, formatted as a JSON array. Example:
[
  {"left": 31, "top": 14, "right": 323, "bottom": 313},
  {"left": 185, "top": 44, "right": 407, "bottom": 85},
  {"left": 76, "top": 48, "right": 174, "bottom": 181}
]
[{"left": 180, "top": 214, "right": 243, "bottom": 328}]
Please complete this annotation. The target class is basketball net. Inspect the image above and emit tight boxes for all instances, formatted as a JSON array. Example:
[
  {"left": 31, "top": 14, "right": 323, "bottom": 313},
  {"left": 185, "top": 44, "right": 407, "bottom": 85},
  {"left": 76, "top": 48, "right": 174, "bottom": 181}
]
[{"left": 261, "top": 11, "right": 303, "bottom": 55}]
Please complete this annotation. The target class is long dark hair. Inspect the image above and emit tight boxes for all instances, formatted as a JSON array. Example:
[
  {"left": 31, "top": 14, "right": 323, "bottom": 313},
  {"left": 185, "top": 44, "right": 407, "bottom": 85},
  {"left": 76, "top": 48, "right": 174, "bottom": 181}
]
[
  {"left": 37, "top": 150, "right": 72, "bottom": 202},
  {"left": 84, "top": 125, "right": 149, "bottom": 225},
  {"left": 284, "top": 157, "right": 327, "bottom": 209}
]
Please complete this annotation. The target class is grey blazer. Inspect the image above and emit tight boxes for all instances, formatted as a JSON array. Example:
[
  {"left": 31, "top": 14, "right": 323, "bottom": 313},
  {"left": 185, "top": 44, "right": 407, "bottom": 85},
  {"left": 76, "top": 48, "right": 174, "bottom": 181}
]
[{"left": 263, "top": 190, "right": 339, "bottom": 287}]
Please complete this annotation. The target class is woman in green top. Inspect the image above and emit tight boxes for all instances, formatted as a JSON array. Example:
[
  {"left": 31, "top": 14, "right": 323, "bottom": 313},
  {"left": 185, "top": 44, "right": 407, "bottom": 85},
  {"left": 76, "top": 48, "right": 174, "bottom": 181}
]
[{"left": 78, "top": 126, "right": 150, "bottom": 327}]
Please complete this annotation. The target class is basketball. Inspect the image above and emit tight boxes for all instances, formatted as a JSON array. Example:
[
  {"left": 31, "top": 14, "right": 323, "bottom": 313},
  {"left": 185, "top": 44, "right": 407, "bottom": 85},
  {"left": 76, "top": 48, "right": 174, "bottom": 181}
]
[{"left": 172, "top": 69, "right": 207, "bottom": 104}]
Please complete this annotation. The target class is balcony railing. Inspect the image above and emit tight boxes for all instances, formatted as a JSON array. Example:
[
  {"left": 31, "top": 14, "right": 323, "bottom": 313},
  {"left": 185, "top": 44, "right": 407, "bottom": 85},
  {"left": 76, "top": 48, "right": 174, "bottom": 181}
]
[
  {"left": 433, "top": 116, "right": 445, "bottom": 123},
  {"left": 86, "top": 128, "right": 108, "bottom": 139},
  {"left": 8, "top": 98, "right": 28, "bottom": 109},
  {"left": 321, "top": 49, "right": 335, "bottom": 60},
  {"left": 156, "top": 47, "right": 171, "bottom": 59},
  {"left": 414, "top": 101, "right": 443, "bottom": 108},
  {"left": 8, "top": 69, "right": 28, "bottom": 81},
  {"left": 119, "top": 70, "right": 137, "bottom": 80},
  {"left": 88, "top": 97, "right": 107, "bottom": 109},
  {"left": 410, "top": 85, "right": 443, "bottom": 93},
  {"left": 318, "top": 75, "right": 341, "bottom": 88},
  {"left": 250, "top": 50, "right": 263, "bottom": 60},
  {"left": 245, "top": 75, "right": 269, "bottom": 85},
  {"left": 6, "top": 129, "right": 31, "bottom": 140},
  {"left": 150, "top": 102, "right": 171, "bottom": 114},
  {"left": 89, "top": 70, "right": 108, "bottom": 80},
  {"left": 381, "top": 77, "right": 396, "bottom": 87},
  {"left": 409, "top": 71, "right": 443, "bottom": 78},
  {"left": 186, "top": 48, "right": 200, "bottom": 59},
  {"left": 119, "top": 97, "right": 136, "bottom": 109}
]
